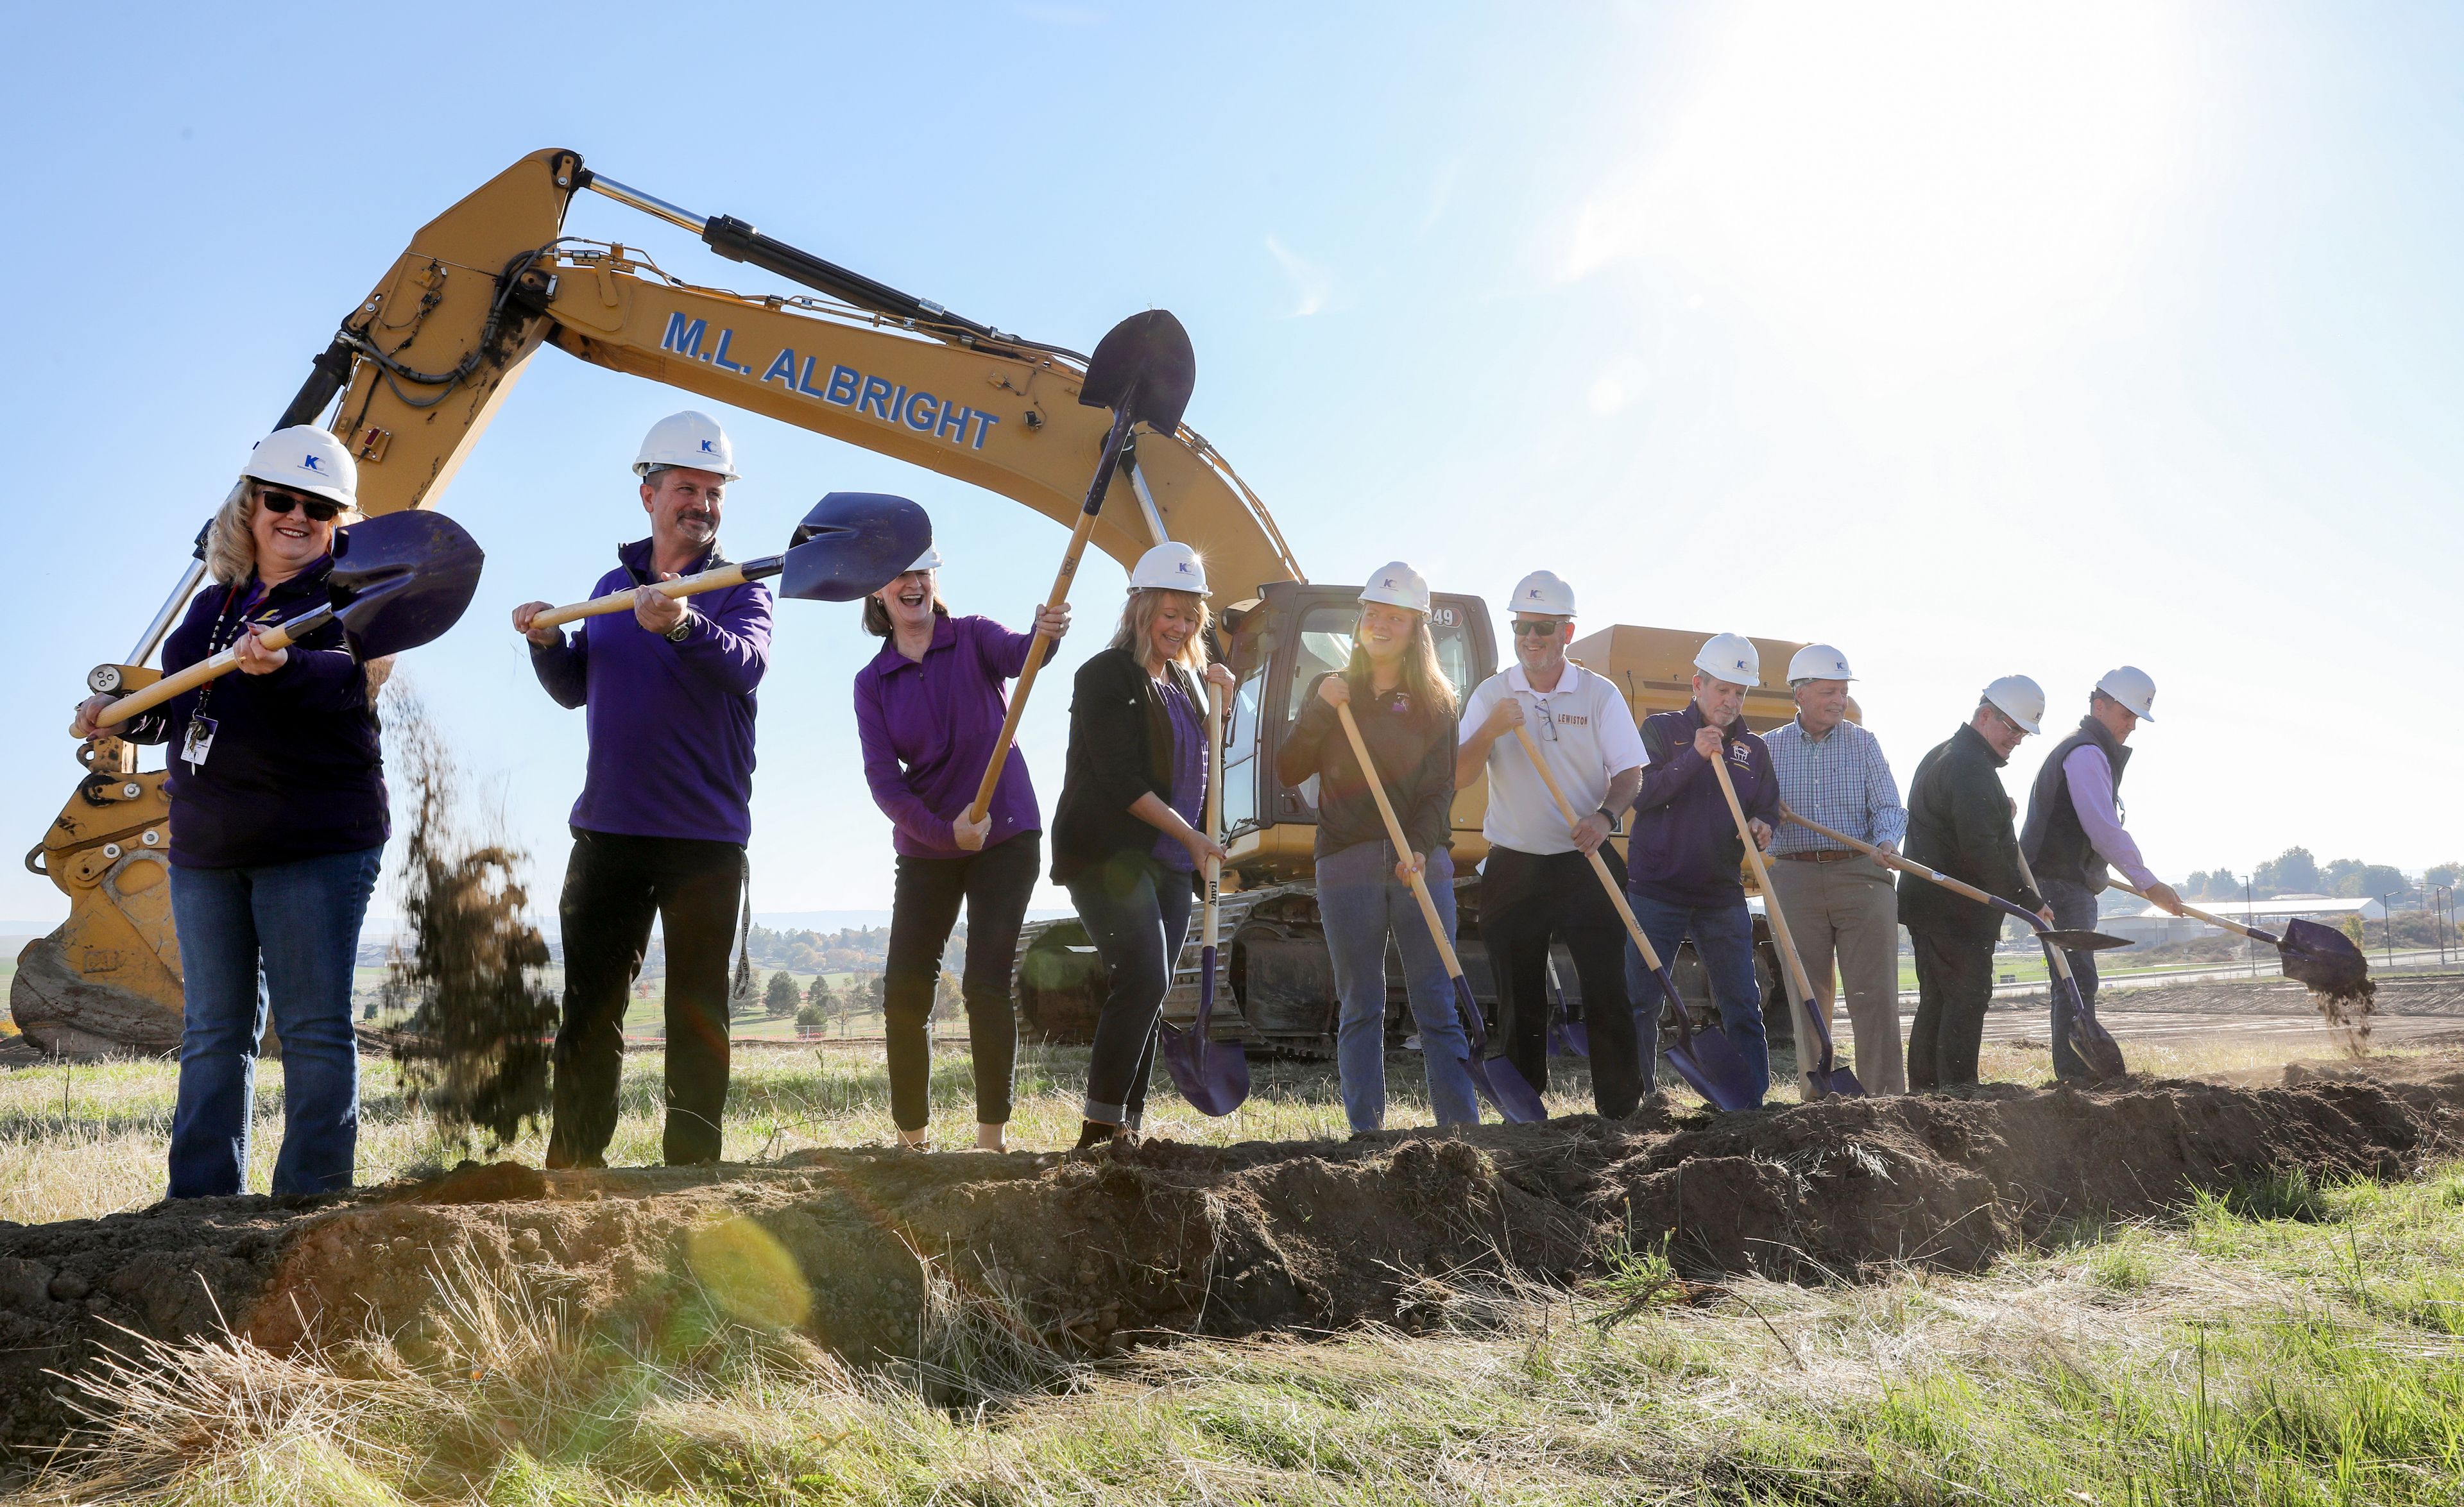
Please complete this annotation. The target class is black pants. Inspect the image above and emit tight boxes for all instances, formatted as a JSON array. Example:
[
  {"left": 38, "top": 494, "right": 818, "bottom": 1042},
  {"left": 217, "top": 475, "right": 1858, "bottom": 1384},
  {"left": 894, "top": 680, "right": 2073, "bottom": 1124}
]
[
  {"left": 2040, "top": 877, "right": 2103, "bottom": 1082},
  {"left": 1065, "top": 851, "right": 1193, "bottom": 1128},
  {"left": 547, "top": 828, "right": 742, "bottom": 1167},
  {"left": 884, "top": 831, "right": 1040, "bottom": 1132},
  {"left": 1480, "top": 844, "right": 1645, "bottom": 1118},
  {"left": 1906, "top": 928, "right": 1994, "bottom": 1091}
]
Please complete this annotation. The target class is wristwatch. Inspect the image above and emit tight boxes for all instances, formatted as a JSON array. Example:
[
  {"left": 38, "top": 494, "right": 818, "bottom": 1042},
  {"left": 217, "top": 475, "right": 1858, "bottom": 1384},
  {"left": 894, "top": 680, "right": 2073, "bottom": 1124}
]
[
  {"left": 1595, "top": 805, "right": 1615, "bottom": 825},
  {"left": 663, "top": 611, "right": 695, "bottom": 644}
]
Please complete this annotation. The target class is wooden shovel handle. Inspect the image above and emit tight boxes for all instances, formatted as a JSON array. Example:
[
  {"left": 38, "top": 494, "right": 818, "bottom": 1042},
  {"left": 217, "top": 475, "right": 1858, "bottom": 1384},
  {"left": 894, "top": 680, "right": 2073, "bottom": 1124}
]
[
  {"left": 96, "top": 620, "right": 304, "bottom": 726},
  {"left": 1334, "top": 701, "right": 1467, "bottom": 981},
  {"left": 527, "top": 561, "right": 753, "bottom": 631},
  {"left": 2102, "top": 876, "right": 2258, "bottom": 941},
  {"left": 962, "top": 506, "right": 1101, "bottom": 824},
  {"left": 1200, "top": 677, "right": 1226, "bottom": 948},
  {"left": 1781, "top": 806, "right": 1995, "bottom": 905},
  {"left": 1508, "top": 724, "right": 1670, "bottom": 973},
  {"left": 1704, "top": 750, "right": 1824, "bottom": 1018}
]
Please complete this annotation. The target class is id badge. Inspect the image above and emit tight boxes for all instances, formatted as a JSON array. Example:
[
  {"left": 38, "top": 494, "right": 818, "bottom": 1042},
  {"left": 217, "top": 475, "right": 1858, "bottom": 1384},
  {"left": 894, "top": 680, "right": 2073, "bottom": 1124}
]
[{"left": 181, "top": 715, "right": 218, "bottom": 768}]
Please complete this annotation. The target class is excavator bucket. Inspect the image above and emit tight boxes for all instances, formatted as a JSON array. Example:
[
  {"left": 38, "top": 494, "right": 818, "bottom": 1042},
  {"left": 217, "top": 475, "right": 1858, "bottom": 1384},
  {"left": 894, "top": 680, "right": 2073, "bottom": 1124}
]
[
  {"left": 781, "top": 492, "right": 933, "bottom": 602},
  {"left": 326, "top": 510, "right": 486, "bottom": 658},
  {"left": 1079, "top": 310, "right": 1197, "bottom": 434}
]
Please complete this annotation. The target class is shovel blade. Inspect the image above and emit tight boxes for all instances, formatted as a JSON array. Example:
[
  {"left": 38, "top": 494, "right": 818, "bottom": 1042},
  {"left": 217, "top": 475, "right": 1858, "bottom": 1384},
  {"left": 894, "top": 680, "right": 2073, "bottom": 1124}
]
[
  {"left": 325, "top": 509, "right": 485, "bottom": 658},
  {"left": 1551, "top": 1021, "right": 1590, "bottom": 1059},
  {"left": 2279, "top": 917, "right": 2374, "bottom": 997},
  {"left": 1666, "top": 1026, "right": 1765, "bottom": 1112},
  {"left": 2051, "top": 971, "right": 2128, "bottom": 1080},
  {"left": 1080, "top": 310, "right": 1197, "bottom": 433},
  {"left": 1158, "top": 1023, "right": 1249, "bottom": 1116},
  {"left": 1467, "top": 1055, "right": 1548, "bottom": 1124},
  {"left": 780, "top": 492, "right": 934, "bottom": 602},
  {"left": 2039, "top": 929, "right": 2135, "bottom": 953}
]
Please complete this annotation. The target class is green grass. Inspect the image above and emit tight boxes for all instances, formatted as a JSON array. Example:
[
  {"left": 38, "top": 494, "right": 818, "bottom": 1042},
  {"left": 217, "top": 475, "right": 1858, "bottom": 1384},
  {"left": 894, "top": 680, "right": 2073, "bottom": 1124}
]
[{"left": 28, "top": 1161, "right": 2464, "bottom": 1504}]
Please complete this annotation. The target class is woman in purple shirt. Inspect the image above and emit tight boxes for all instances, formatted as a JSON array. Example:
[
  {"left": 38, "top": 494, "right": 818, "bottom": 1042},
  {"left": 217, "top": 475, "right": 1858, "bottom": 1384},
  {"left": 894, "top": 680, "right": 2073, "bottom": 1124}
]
[{"left": 855, "top": 546, "right": 1068, "bottom": 1153}]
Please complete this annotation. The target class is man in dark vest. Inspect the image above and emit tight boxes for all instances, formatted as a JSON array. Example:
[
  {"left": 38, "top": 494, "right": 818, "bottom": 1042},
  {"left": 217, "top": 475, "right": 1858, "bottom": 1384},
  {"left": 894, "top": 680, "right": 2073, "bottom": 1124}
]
[
  {"left": 1901, "top": 676, "right": 2051, "bottom": 1091},
  {"left": 2020, "top": 666, "right": 2185, "bottom": 1082}
]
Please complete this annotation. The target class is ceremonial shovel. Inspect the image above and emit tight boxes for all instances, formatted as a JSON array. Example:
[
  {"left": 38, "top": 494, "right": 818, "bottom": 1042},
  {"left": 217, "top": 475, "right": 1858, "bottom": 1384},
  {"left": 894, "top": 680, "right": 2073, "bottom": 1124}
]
[
  {"left": 96, "top": 509, "right": 486, "bottom": 726},
  {"left": 2105, "top": 878, "right": 2372, "bottom": 1003},
  {"left": 1335, "top": 701, "right": 1548, "bottom": 1124},
  {"left": 1510, "top": 725, "right": 1764, "bottom": 1111},
  {"left": 961, "top": 311, "right": 1198, "bottom": 828},
  {"left": 1779, "top": 807, "right": 2130, "bottom": 1080},
  {"left": 1156, "top": 677, "right": 1250, "bottom": 1116},
  {"left": 520, "top": 491, "right": 929, "bottom": 629},
  {"left": 1706, "top": 753, "right": 1865, "bottom": 1098}
]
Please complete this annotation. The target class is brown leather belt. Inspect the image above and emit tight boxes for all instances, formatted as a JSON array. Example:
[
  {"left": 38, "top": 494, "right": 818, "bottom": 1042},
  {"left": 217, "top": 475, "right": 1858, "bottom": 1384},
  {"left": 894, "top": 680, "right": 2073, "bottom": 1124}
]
[{"left": 1775, "top": 849, "right": 1861, "bottom": 863}]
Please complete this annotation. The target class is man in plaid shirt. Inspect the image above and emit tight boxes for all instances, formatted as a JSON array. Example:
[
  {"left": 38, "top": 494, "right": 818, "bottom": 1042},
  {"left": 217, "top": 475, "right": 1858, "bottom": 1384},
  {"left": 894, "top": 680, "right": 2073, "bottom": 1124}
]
[{"left": 1764, "top": 645, "right": 1909, "bottom": 1093}]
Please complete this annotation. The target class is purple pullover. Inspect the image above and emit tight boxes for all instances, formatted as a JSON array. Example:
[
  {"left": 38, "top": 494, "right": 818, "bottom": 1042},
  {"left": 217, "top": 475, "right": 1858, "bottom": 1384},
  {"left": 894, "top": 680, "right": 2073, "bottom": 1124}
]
[
  {"left": 853, "top": 613, "right": 1045, "bottom": 859},
  {"left": 529, "top": 538, "right": 772, "bottom": 845},
  {"left": 1627, "top": 702, "right": 1779, "bottom": 908}
]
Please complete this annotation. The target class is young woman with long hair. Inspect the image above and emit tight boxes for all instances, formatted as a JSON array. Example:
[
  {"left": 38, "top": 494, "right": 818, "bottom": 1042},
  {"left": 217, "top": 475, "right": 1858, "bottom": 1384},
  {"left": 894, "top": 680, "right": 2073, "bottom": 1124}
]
[{"left": 1273, "top": 562, "right": 1480, "bottom": 1133}]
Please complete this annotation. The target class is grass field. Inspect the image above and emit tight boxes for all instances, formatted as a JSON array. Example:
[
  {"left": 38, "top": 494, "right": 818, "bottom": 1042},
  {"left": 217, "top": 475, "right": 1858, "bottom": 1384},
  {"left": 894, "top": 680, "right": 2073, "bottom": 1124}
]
[{"left": 7, "top": 1037, "right": 2464, "bottom": 1503}]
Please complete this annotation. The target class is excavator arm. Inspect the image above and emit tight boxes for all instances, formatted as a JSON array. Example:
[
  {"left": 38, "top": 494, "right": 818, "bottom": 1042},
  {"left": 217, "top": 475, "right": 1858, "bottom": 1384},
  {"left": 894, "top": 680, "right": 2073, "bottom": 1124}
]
[{"left": 15, "top": 146, "right": 1303, "bottom": 1053}]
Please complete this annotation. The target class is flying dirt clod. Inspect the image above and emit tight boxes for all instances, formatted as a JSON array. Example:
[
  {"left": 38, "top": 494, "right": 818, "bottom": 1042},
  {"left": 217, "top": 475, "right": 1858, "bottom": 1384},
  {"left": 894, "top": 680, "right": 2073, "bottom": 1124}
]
[{"left": 380, "top": 686, "right": 558, "bottom": 1149}]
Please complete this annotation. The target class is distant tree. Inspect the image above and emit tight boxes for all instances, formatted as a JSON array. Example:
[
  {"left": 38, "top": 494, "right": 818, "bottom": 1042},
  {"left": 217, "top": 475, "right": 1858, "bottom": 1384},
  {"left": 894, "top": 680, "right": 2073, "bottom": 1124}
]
[
  {"left": 2350, "top": 864, "right": 2406, "bottom": 903},
  {"left": 729, "top": 952, "right": 758, "bottom": 1019},
  {"left": 2427, "top": 862, "right": 2462, "bottom": 892},
  {"left": 932, "top": 969, "right": 964, "bottom": 1023},
  {"left": 794, "top": 998, "right": 828, "bottom": 1036},
  {"left": 763, "top": 969, "right": 800, "bottom": 1018},
  {"left": 864, "top": 972, "right": 887, "bottom": 1017},
  {"left": 2254, "top": 846, "right": 2319, "bottom": 895},
  {"left": 804, "top": 973, "right": 835, "bottom": 1012},
  {"left": 2321, "top": 858, "right": 2367, "bottom": 897}
]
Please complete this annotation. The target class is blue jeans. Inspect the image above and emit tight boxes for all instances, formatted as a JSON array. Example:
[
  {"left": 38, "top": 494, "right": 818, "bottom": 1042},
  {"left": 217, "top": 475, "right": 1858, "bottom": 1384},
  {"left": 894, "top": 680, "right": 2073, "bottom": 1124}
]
[
  {"left": 2042, "top": 878, "right": 2101, "bottom": 1081},
  {"left": 1315, "top": 840, "right": 1480, "bottom": 1132},
  {"left": 1625, "top": 890, "right": 1769, "bottom": 1106},
  {"left": 167, "top": 845, "right": 383, "bottom": 1198},
  {"left": 1066, "top": 853, "right": 1192, "bottom": 1128}
]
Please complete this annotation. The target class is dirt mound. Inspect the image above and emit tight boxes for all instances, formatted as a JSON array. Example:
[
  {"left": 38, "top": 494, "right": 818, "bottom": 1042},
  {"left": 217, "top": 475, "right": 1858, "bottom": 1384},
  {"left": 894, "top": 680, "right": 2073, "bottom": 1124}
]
[{"left": 2, "top": 1072, "right": 2459, "bottom": 1451}]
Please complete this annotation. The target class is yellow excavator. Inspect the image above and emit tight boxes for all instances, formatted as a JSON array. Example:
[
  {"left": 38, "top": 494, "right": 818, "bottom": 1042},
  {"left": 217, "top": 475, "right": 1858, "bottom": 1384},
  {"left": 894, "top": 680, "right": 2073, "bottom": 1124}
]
[{"left": 18, "top": 147, "right": 1813, "bottom": 1057}]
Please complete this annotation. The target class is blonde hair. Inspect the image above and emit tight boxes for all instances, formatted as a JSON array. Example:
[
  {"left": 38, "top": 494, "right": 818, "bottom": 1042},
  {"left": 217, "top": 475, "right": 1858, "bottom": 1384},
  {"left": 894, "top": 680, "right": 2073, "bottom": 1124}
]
[
  {"left": 204, "top": 479, "right": 361, "bottom": 587},
  {"left": 1109, "top": 588, "right": 1211, "bottom": 670},
  {"left": 1346, "top": 609, "right": 1459, "bottom": 719}
]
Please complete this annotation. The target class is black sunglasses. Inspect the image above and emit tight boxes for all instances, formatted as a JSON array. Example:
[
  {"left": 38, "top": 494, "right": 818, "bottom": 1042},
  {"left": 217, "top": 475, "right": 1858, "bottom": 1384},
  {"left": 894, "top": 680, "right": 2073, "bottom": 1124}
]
[
  {"left": 1510, "top": 620, "right": 1564, "bottom": 638},
  {"left": 259, "top": 490, "right": 341, "bottom": 523}
]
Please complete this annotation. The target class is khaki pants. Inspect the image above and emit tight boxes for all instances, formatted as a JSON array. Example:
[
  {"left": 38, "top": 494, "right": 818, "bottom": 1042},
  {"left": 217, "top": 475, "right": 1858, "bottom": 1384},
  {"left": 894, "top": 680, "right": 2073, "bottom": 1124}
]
[{"left": 1764, "top": 853, "right": 1906, "bottom": 1094}]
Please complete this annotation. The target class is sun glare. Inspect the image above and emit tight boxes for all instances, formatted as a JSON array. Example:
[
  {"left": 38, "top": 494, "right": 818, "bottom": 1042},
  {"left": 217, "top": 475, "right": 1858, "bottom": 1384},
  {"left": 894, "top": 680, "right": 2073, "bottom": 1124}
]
[{"left": 1572, "top": 3, "right": 2193, "bottom": 409}]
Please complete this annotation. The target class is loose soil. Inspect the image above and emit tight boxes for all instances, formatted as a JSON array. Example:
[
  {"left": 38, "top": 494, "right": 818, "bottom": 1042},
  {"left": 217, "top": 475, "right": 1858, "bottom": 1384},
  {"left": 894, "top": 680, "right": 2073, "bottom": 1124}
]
[{"left": 2, "top": 1060, "right": 2461, "bottom": 1452}]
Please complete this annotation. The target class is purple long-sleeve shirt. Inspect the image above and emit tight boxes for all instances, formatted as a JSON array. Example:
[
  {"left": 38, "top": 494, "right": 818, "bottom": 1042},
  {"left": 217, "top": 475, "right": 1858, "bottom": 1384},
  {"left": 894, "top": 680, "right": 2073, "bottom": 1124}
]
[
  {"left": 1627, "top": 702, "right": 1779, "bottom": 908},
  {"left": 2061, "top": 744, "right": 2157, "bottom": 890},
  {"left": 528, "top": 538, "right": 772, "bottom": 845},
  {"left": 853, "top": 613, "right": 1045, "bottom": 859}
]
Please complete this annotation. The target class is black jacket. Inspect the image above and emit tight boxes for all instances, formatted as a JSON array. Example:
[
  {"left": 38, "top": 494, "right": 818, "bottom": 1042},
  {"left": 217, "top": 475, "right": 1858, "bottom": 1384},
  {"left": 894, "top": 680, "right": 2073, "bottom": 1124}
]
[
  {"left": 119, "top": 562, "right": 388, "bottom": 869},
  {"left": 1898, "top": 722, "right": 2042, "bottom": 944},
  {"left": 1049, "top": 647, "right": 1207, "bottom": 888},
  {"left": 1276, "top": 672, "right": 1458, "bottom": 858},
  {"left": 2019, "top": 715, "right": 2132, "bottom": 892}
]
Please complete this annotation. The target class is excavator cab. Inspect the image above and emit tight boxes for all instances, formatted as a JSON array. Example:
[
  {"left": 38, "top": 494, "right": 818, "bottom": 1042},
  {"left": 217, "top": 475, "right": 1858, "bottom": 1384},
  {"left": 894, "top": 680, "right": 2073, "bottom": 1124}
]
[{"left": 1215, "top": 581, "right": 1497, "bottom": 884}]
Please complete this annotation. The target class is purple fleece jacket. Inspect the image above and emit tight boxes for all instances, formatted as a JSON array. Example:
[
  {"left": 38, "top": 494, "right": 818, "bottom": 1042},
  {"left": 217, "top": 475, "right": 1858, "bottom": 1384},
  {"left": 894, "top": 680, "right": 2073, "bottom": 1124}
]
[
  {"left": 1627, "top": 702, "right": 1779, "bottom": 908},
  {"left": 853, "top": 613, "right": 1044, "bottom": 859},
  {"left": 528, "top": 538, "right": 772, "bottom": 845}
]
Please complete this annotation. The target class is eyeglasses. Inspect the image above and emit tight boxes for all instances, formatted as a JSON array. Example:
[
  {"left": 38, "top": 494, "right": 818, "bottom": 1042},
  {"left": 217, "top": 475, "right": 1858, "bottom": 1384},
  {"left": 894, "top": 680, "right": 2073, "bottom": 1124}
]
[
  {"left": 259, "top": 489, "right": 341, "bottom": 523},
  {"left": 1530, "top": 696, "right": 1559, "bottom": 742},
  {"left": 1509, "top": 620, "right": 1564, "bottom": 638}
]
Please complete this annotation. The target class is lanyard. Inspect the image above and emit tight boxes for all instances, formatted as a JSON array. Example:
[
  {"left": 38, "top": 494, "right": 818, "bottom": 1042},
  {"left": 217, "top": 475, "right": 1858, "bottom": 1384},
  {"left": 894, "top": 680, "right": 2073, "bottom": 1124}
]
[{"left": 186, "top": 579, "right": 270, "bottom": 733}]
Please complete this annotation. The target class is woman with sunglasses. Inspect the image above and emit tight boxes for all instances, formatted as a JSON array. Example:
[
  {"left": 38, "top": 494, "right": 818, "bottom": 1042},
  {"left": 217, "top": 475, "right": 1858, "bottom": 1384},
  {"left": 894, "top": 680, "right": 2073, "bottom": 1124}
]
[
  {"left": 70, "top": 426, "right": 391, "bottom": 1198},
  {"left": 1272, "top": 562, "right": 1480, "bottom": 1134}
]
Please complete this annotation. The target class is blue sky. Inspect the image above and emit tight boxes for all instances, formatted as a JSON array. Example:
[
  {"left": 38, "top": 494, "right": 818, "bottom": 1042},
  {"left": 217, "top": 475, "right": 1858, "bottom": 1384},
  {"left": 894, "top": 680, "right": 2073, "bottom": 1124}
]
[{"left": 3, "top": 2, "right": 2458, "bottom": 930}]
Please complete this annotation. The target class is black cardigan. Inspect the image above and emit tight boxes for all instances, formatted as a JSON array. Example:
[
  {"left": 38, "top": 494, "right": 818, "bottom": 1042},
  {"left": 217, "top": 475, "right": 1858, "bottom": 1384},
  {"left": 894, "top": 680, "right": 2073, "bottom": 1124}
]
[
  {"left": 1049, "top": 647, "right": 1207, "bottom": 888},
  {"left": 1898, "top": 722, "right": 2045, "bottom": 944}
]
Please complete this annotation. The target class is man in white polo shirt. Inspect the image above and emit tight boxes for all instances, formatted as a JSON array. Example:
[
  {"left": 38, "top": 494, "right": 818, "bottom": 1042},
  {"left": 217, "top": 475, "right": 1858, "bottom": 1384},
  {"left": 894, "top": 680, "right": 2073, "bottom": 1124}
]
[{"left": 1457, "top": 570, "right": 1649, "bottom": 1118}]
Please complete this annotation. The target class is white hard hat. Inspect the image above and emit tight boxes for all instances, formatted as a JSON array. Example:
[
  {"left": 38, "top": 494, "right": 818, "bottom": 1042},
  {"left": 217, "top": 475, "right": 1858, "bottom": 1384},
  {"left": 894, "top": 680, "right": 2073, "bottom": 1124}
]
[
  {"left": 1358, "top": 561, "right": 1431, "bottom": 615},
  {"left": 1983, "top": 674, "right": 2046, "bottom": 736},
  {"left": 241, "top": 425, "right": 357, "bottom": 509},
  {"left": 633, "top": 411, "right": 739, "bottom": 482},
  {"left": 2095, "top": 665, "right": 2157, "bottom": 722},
  {"left": 1693, "top": 632, "right": 1761, "bottom": 686},
  {"left": 1509, "top": 570, "right": 1576, "bottom": 617},
  {"left": 902, "top": 546, "right": 943, "bottom": 573},
  {"left": 1129, "top": 541, "right": 1208, "bottom": 593},
  {"left": 1786, "top": 643, "right": 1855, "bottom": 684}
]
